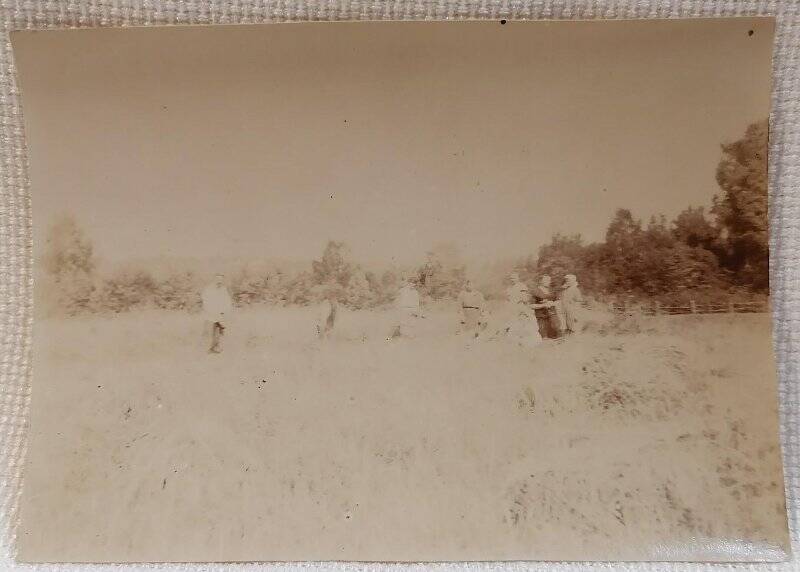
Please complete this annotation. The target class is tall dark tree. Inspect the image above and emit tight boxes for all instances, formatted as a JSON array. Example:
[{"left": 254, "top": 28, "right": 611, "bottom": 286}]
[
  {"left": 672, "top": 206, "right": 719, "bottom": 251},
  {"left": 645, "top": 215, "right": 673, "bottom": 248},
  {"left": 536, "top": 233, "right": 585, "bottom": 289},
  {"left": 605, "top": 209, "right": 643, "bottom": 248},
  {"left": 712, "top": 119, "right": 770, "bottom": 291},
  {"left": 602, "top": 209, "right": 648, "bottom": 294}
]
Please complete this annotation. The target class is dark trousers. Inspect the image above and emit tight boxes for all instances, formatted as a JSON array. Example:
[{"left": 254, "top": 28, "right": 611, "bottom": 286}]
[
  {"left": 209, "top": 321, "right": 225, "bottom": 353},
  {"left": 536, "top": 312, "right": 561, "bottom": 339}
]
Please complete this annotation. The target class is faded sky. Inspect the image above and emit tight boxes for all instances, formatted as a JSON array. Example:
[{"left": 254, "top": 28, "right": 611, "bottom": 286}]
[{"left": 14, "top": 18, "right": 774, "bottom": 267}]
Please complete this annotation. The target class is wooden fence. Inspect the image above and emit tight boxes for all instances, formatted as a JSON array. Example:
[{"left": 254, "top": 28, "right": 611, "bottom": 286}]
[{"left": 611, "top": 300, "right": 769, "bottom": 316}]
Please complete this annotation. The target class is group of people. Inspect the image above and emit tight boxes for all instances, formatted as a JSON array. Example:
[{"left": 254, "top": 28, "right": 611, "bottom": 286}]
[
  {"left": 356, "top": 271, "right": 585, "bottom": 346},
  {"left": 500, "top": 272, "right": 584, "bottom": 347},
  {"left": 199, "top": 271, "right": 584, "bottom": 353}
]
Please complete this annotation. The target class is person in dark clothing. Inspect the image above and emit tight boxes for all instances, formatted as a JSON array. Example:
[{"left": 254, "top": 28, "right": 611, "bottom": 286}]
[{"left": 531, "top": 275, "right": 562, "bottom": 339}]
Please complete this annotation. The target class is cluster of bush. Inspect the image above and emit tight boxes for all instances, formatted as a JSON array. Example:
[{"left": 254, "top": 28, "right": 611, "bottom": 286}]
[
  {"left": 522, "top": 121, "right": 770, "bottom": 306},
  {"left": 40, "top": 120, "right": 769, "bottom": 316},
  {"left": 39, "top": 215, "right": 475, "bottom": 316}
]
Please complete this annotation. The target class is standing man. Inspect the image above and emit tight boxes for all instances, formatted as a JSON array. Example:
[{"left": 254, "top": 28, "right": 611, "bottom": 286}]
[
  {"left": 532, "top": 274, "right": 561, "bottom": 339},
  {"left": 458, "top": 280, "right": 486, "bottom": 335},
  {"left": 393, "top": 274, "right": 422, "bottom": 338},
  {"left": 201, "top": 273, "right": 233, "bottom": 353}
]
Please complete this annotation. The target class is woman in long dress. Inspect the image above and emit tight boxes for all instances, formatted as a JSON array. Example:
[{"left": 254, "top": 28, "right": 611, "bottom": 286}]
[
  {"left": 505, "top": 273, "right": 542, "bottom": 348},
  {"left": 532, "top": 275, "right": 561, "bottom": 339},
  {"left": 560, "top": 274, "right": 584, "bottom": 335}
]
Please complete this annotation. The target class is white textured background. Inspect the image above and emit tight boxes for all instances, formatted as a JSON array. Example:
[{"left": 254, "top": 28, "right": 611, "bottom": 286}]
[{"left": 0, "top": 1, "right": 797, "bottom": 570}]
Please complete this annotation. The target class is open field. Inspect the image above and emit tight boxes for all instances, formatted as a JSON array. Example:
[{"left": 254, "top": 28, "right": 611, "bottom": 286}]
[{"left": 20, "top": 306, "right": 789, "bottom": 561}]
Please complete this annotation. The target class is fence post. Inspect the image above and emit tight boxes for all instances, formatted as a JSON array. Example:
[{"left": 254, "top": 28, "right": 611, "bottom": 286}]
[
  {"left": 728, "top": 301, "right": 735, "bottom": 314},
  {"left": 654, "top": 301, "right": 661, "bottom": 315},
  {"left": 690, "top": 300, "right": 697, "bottom": 314}
]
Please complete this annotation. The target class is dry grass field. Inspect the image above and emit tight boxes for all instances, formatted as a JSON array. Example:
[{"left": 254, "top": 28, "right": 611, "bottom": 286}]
[{"left": 20, "top": 305, "right": 789, "bottom": 561}]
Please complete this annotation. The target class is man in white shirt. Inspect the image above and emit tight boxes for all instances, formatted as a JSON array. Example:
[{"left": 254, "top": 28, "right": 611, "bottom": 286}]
[
  {"left": 201, "top": 273, "right": 233, "bottom": 353},
  {"left": 393, "top": 275, "right": 422, "bottom": 338},
  {"left": 458, "top": 280, "right": 486, "bottom": 335}
]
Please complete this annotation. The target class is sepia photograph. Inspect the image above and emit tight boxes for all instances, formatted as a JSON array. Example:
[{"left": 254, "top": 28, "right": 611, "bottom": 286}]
[{"left": 11, "top": 19, "right": 790, "bottom": 562}]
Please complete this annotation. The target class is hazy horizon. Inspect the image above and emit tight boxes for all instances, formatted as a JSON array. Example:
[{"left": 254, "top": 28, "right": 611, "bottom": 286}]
[{"left": 15, "top": 19, "right": 774, "bottom": 268}]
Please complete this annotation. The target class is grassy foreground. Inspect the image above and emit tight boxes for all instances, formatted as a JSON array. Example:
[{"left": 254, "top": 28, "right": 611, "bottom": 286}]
[{"left": 20, "top": 306, "right": 789, "bottom": 561}]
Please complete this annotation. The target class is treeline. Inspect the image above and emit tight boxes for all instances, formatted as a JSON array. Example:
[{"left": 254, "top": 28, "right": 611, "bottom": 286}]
[
  {"left": 40, "top": 120, "right": 769, "bottom": 316},
  {"left": 38, "top": 231, "right": 467, "bottom": 316},
  {"left": 520, "top": 120, "right": 770, "bottom": 305}
]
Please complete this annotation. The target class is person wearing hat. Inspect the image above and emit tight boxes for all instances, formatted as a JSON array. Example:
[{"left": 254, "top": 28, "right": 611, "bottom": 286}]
[
  {"left": 560, "top": 274, "right": 584, "bottom": 335},
  {"left": 201, "top": 273, "right": 233, "bottom": 353}
]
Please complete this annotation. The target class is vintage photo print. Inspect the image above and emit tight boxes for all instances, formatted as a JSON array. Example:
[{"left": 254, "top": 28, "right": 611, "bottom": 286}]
[{"left": 11, "top": 19, "right": 789, "bottom": 562}]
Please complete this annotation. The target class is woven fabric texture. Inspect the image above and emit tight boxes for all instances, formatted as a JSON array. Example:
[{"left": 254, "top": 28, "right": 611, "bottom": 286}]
[{"left": 0, "top": 1, "right": 798, "bottom": 570}]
